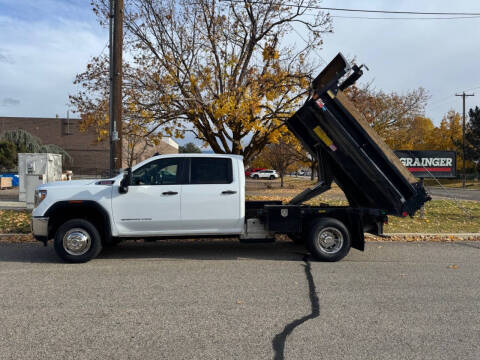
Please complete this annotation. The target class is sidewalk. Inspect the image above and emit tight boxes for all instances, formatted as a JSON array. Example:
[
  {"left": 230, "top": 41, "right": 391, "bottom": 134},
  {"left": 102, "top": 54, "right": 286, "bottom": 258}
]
[{"left": 0, "top": 200, "right": 27, "bottom": 210}]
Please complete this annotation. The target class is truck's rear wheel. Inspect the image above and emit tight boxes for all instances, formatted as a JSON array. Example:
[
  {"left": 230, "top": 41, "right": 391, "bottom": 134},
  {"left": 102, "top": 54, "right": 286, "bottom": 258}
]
[
  {"left": 54, "top": 219, "right": 103, "bottom": 263},
  {"left": 307, "top": 218, "right": 350, "bottom": 262}
]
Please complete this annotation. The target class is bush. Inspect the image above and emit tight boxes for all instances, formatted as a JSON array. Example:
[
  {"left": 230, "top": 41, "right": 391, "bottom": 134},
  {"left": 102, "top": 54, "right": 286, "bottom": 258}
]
[{"left": 0, "top": 141, "right": 17, "bottom": 170}]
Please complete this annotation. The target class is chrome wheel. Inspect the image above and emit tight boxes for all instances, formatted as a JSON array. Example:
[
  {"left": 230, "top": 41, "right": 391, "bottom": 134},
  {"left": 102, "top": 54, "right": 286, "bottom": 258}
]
[
  {"left": 316, "top": 227, "right": 344, "bottom": 254},
  {"left": 62, "top": 228, "right": 91, "bottom": 256}
]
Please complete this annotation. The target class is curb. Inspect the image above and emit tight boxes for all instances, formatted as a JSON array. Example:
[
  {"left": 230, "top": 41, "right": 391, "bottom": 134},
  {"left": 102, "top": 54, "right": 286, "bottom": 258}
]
[{"left": 366, "top": 233, "right": 480, "bottom": 242}]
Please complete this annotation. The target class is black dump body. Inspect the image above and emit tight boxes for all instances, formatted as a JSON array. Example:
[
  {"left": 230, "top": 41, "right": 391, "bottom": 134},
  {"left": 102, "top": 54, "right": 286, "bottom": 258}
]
[{"left": 286, "top": 53, "right": 430, "bottom": 217}]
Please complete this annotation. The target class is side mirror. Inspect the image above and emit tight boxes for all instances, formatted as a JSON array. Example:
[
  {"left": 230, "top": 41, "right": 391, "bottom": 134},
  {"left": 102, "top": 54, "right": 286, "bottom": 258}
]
[{"left": 119, "top": 167, "right": 132, "bottom": 194}]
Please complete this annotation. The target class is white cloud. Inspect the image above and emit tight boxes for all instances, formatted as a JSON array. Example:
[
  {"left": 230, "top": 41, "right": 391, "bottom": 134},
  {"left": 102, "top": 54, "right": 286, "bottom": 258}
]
[{"left": 0, "top": 13, "right": 107, "bottom": 117}]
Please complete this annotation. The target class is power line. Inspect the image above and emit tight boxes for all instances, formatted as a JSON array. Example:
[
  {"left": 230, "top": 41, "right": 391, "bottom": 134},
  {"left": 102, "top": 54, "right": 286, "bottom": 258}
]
[
  {"left": 331, "top": 15, "right": 480, "bottom": 21},
  {"left": 291, "top": 27, "right": 327, "bottom": 65},
  {"left": 220, "top": 1, "right": 480, "bottom": 16}
]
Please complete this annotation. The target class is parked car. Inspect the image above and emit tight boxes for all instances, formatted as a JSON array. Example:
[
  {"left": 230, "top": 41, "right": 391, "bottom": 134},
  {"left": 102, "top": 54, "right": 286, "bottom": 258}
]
[
  {"left": 245, "top": 167, "right": 265, "bottom": 177},
  {"left": 249, "top": 169, "right": 279, "bottom": 180}
]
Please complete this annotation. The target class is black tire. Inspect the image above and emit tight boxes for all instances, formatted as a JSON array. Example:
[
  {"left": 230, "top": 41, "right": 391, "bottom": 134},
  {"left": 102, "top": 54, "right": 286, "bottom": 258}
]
[
  {"left": 54, "top": 219, "right": 103, "bottom": 263},
  {"left": 269, "top": 175, "right": 275, "bottom": 180},
  {"left": 306, "top": 218, "right": 350, "bottom": 262},
  {"left": 287, "top": 232, "right": 305, "bottom": 245},
  {"left": 253, "top": 174, "right": 259, "bottom": 179}
]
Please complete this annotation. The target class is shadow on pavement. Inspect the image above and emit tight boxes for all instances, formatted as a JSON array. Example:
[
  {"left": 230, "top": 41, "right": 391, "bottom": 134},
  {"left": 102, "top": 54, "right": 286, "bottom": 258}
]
[{"left": 0, "top": 239, "right": 306, "bottom": 263}]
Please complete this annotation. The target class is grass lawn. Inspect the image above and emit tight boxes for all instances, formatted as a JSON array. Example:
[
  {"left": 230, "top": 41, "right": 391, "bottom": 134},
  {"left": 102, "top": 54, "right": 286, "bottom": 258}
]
[
  {"left": 384, "top": 200, "right": 480, "bottom": 233},
  {"left": 246, "top": 177, "right": 480, "bottom": 234}
]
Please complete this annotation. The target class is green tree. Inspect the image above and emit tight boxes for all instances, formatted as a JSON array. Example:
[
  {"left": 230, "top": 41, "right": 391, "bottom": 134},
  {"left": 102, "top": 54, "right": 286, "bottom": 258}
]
[
  {"left": 465, "top": 106, "right": 480, "bottom": 171},
  {"left": 0, "top": 129, "right": 73, "bottom": 166},
  {"left": 0, "top": 141, "right": 17, "bottom": 170},
  {"left": 179, "top": 142, "right": 202, "bottom": 153}
]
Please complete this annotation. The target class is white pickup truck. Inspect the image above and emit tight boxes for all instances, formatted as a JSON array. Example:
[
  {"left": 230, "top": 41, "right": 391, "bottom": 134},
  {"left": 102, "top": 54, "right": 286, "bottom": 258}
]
[{"left": 31, "top": 53, "right": 429, "bottom": 263}]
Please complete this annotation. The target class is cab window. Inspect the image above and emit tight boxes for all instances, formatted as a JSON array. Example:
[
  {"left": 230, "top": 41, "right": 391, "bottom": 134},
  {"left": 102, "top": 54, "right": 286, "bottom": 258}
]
[{"left": 132, "top": 158, "right": 181, "bottom": 185}]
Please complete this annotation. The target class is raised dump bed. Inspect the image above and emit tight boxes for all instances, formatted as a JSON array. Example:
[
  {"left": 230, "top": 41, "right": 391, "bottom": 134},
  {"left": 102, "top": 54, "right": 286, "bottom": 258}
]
[{"left": 286, "top": 53, "right": 430, "bottom": 217}]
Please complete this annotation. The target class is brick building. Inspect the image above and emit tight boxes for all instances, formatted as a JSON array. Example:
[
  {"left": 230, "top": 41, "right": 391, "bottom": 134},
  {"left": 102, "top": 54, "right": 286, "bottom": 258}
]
[{"left": 0, "top": 116, "right": 178, "bottom": 175}]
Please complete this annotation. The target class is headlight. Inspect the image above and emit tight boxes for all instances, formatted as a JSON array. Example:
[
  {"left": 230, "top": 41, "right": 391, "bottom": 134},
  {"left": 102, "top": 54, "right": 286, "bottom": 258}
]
[{"left": 34, "top": 189, "right": 47, "bottom": 207}]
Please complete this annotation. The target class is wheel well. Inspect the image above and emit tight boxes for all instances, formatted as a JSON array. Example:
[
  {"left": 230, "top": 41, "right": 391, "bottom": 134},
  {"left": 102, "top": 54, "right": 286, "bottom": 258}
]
[{"left": 46, "top": 201, "right": 111, "bottom": 244}]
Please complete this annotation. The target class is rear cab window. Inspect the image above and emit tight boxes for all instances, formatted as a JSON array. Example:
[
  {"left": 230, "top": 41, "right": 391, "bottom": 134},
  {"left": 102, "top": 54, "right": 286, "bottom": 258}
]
[{"left": 189, "top": 157, "right": 233, "bottom": 184}]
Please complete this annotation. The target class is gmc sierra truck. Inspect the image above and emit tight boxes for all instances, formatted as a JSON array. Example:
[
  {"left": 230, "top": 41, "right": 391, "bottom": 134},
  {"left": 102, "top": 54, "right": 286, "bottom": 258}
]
[{"left": 32, "top": 53, "right": 430, "bottom": 263}]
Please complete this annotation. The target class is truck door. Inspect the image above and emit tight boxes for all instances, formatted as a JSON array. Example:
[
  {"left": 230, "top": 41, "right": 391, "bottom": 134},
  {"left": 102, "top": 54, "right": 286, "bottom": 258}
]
[
  {"left": 181, "top": 157, "right": 242, "bottom": 234},
  {"left": 111, "top": 157, "right": 185, "bottom": 235}
]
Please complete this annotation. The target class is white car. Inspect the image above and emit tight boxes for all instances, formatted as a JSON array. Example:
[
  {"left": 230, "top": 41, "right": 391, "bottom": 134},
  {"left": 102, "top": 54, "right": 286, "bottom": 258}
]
[{"left": 249, "top": 170, "right": 279, "bottom": 180}]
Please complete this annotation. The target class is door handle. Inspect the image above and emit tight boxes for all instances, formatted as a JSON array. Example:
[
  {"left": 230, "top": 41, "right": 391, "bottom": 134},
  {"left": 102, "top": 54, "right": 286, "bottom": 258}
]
[
  {"left": 221, "top": 190, "right": 237, "bottom": 195},
  {"left": 162, "top": 191, "right": 178, "bottom": 195}
]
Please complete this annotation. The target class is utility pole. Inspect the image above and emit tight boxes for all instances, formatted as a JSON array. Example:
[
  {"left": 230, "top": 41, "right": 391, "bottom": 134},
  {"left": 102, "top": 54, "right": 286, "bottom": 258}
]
[
  {"left": 455, "top": 92, "right": 474, "bottom": 188},
  {"left": 109, "top": 0, "right": 124, "bottom": 176}
]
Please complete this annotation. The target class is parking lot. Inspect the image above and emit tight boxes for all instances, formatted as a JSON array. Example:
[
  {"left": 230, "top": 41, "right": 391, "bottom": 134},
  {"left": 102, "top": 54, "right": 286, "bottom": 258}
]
[{"left": 1, "top": 240, "right": 479, "bottom": 359}]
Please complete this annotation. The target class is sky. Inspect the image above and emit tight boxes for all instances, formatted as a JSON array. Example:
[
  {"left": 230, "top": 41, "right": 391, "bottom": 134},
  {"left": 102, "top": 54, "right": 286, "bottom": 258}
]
[{"left": 0, "top": 0, "right": 479, "bottom": 146}]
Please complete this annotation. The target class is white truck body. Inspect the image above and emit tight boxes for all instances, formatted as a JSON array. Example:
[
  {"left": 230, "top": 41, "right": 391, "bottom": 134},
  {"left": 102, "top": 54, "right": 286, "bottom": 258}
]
[{"left": 33, "top": 154, "right": 247, "bottom": 238}]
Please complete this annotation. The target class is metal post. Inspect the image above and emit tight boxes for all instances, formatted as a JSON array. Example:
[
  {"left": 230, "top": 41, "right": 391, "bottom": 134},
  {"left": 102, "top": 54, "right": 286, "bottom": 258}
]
[
  {"left": 419, "top": 177, "right": 425, "bottom": 219},
  {"left": 109, "top": 0, "right": 124, "bottom": 176},
  {"left": 455, "top": 92, "right": 474, "bottom": 188}
]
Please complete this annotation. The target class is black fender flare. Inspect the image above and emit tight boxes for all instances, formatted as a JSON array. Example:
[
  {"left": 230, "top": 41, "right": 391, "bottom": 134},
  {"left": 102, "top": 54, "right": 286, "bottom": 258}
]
[{"left": 45, "top": 200, "right": 112, "bottom": 243}]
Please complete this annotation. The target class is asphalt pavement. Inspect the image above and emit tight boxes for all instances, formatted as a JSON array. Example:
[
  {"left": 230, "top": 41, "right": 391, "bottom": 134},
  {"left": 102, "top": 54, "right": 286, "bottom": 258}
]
[{"left": 0, "top": 240, "right": 479, "bottom": 360}]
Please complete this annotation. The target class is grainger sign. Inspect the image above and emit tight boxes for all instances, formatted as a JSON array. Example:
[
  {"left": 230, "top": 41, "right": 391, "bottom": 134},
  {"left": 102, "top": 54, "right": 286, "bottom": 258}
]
[{"left": 394, "top": 150, "right": 456, "bottom": 178}]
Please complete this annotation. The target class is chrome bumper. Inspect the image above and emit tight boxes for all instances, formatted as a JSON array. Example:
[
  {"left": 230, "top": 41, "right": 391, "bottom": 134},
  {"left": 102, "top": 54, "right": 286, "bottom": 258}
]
[{"left": 32, "top": 217, "right": 49, "bottom": 238}]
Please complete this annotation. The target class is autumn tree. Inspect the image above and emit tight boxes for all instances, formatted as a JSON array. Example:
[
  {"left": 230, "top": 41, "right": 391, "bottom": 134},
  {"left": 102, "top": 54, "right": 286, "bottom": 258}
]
[
  {"left": 345, "top": 84, "right": 428, "bottom": 142},
  {"left": 70, "top": 57, "right": 183, "bottom": 167},
  {"left": 253, "top": 134, "right": 304, "bottom": 187},
  {"left": 74, "top": 0, "right": 332, "bottom": 163}
]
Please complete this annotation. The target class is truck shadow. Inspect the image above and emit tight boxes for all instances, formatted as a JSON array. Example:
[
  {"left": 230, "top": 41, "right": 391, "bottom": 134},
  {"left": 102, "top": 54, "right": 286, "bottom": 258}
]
[
  {"left": 0, "top": 239, "right": 307, "bottom": 263},
  {"left": 100, "top": 239, "right": 306, "bottom": 262}
]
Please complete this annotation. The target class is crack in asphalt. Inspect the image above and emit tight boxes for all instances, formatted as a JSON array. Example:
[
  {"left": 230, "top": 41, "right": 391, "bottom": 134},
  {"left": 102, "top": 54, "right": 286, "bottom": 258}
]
[{"left": 272, "top": 254, "right": 320, "bottom": 360}]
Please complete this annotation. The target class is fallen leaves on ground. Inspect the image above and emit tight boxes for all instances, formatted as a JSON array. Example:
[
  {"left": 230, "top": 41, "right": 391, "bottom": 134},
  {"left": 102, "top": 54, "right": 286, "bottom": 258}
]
[
  {"left": 0, "top": 234, "right": 35, "bottom": 243},
  {"left": 366, "top": 234, "right": 480, "bottom": 242},
  {"left": 0, "top": 210, "right": 31, "bottom": 234}
]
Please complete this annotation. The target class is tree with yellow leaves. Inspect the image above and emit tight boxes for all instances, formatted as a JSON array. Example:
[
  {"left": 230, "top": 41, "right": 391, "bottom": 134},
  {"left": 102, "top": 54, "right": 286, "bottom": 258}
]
[
  {"left": 70, "top": 57, "right": 184, "bottom": 167},
  {"left": 72, "top": 0, "right": 332, "bottom": 163}
]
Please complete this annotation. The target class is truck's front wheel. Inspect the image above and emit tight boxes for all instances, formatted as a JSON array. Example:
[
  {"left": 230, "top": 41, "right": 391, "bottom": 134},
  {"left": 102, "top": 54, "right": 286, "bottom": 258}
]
[
  {"left": 307, "top": 218, "right": 350, "bottom": 262},
  {"left": 54, "top": 219, "right": 103, "bottom": 263}
]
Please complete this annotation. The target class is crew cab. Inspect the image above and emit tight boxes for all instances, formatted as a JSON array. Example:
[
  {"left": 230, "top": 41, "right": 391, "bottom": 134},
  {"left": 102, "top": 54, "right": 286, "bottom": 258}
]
[{"left": 32, "top": 53, "right": 430, "bottom": 263}]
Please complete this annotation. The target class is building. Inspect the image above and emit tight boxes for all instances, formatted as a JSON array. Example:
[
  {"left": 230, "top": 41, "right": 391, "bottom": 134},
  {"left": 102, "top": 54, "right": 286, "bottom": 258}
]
[{"left": 0, "top": 116, "right": 178, "bottom": 175}]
